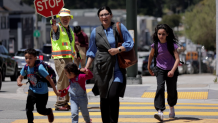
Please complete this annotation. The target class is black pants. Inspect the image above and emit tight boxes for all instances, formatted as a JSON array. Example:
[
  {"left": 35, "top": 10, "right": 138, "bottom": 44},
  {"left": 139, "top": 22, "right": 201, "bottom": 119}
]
[
  {"left": 154, "top": 67, "right": 178, "bottom": 112},
  {"left": 100, "top": 82, "right": 122, "bottom": 123},
  {"left": 26, "top": 90, "right": 51, "bottom": 123}
]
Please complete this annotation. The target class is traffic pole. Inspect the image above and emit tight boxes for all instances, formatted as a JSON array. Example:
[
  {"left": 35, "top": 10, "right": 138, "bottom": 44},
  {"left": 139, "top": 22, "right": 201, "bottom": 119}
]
[
  {"left": 126, "top": 0, "right": 138, "bottom": 77},
  {"left": 126, "top": 0, "right": 141, "bottom": 84},
  {"left": 50, "top": 11, "right": 54, "bottom": 19},
  {"left": 35, "top": 12, "right": 39, "bottom": 49},
  {"left": 216, "top": 0, "right": 218, "bottom": 78}
]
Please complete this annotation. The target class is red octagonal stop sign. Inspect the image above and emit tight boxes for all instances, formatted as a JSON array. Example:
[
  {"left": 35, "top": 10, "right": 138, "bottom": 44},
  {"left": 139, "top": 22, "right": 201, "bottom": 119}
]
[{"left": 34, "top": 0, "right": 64, "bottom": 18}]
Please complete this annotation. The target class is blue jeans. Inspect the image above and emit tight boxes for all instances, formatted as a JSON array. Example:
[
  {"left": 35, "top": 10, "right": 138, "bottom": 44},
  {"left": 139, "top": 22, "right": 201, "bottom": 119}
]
[{"left": 70, "top": 94, "right": 90, "bottom": 123}]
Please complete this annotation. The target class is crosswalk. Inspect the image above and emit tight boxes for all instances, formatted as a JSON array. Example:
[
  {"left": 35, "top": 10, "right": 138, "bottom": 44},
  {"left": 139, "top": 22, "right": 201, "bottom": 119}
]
[{"left": 12, "top": 102, "right": 218, "bottom": 123}]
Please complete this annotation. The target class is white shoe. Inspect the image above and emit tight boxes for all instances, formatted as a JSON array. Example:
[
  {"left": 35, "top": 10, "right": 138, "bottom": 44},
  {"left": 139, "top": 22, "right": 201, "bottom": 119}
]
[
  {"left": 154, "top": 111, "right": 163, "bottom": 121},
  {"left": 169, "top": 106, "right": 175, "bottom": 118}
]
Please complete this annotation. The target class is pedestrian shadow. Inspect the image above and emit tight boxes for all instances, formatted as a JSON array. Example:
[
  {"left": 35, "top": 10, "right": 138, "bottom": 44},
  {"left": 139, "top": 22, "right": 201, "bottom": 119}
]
[{"left": 160, "top": 117, "right": 201, "bottom": 122}]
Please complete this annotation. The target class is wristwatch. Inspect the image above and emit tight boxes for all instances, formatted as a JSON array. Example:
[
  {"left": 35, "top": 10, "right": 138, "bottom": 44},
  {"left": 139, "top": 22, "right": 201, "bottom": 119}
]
[{"left": 118, "top": 47, "right": 121, "bottom": 52}]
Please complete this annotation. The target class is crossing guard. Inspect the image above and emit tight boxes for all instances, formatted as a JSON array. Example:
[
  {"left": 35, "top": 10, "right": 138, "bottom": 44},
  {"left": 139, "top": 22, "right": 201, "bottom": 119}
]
[{"left": 51, "top": 8, "right": 77, "bottom": 111}]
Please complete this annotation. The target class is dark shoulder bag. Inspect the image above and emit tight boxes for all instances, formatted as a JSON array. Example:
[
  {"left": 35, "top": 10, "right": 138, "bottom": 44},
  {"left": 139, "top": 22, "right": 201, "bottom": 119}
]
[
  {"left": 116, "top": 22, "right": 137, "bottom": 69},
  {"left": 152, "top": 42, "right": 159, "bottom": 75}
]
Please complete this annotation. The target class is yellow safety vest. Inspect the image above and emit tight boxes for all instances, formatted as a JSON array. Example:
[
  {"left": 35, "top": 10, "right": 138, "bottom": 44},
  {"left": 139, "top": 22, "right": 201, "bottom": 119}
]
[{"left": 51, "top": 22, "right": 75, "bottom": 59}]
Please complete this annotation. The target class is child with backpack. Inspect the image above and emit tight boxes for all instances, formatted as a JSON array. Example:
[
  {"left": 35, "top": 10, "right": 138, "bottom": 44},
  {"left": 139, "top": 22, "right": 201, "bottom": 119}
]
[
  {"left": 17, "top": 48, "right": 61, "bottom": 123},
  {"left": 147, "top": 24, "right": 180, "bottom": 121},
  {"left": 60, "top": 62, "right": 92, "bottom": 123}
]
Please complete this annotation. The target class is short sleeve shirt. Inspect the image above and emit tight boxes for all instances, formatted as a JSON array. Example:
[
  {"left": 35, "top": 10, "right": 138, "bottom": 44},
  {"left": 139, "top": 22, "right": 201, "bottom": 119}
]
[
  {"left": 151, "top": 42, "right": 178, "bottom": 70},
  {"left": 20, "top": 64, "right": 49, "bottom": 94}
]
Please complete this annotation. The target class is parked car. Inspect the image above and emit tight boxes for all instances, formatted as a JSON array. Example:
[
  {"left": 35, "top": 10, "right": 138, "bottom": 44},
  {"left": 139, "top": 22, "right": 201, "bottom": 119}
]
[
  {"left": 13, "top": 49, "right": 42, "bottom": 73},
  {"left": 186, "top": 60, "right": 207, "bottom": 74},
  {"left": 41, "top": 44, "right": 52, "bottom": 65},
  {"left": 142, "top": 58, "right": 155, "bottom": 76},
  {"left": 0, "top": 67, "right": 2, "bottom": 90},
  {"left": 178, "top": 62, "right": 187, "bottom": 74},
  {"left": 178, "top": 53, "right": 187, "bottom": 74},
  {"left": 0, "top": 45, "right": 18, "bottom": 81},
  {"left": 138, "top": 52, "right": 150, "bottom": 74}
]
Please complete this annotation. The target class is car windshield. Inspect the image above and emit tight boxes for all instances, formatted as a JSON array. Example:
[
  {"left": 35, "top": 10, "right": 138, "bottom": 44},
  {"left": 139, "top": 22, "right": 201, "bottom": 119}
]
[
  {"left": 42, "top": 46, "right": 51, "bottom": 54},
  {"left": 139, "top": 55, "right": 149, "bottom": 61},
  {"left": 15, "top": 51, "right": 41, "bottom": 56}
]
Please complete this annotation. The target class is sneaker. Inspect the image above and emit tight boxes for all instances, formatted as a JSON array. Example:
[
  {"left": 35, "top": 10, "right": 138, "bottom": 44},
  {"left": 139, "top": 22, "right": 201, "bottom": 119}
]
[
  {"left": 154, "top": 112, "right": 163, "bottom": 121},
  {"left": 86, "top": 119, "right": 92, "bottom": 123},
  {"left": 47, "top": 108, "right": 54, "bottom": 122},
  {"left": 169, "top": 107, "right": 175, "bottom": 118},
  {"left": 55, "top": 106, "right": 70, "bottom": 111}
]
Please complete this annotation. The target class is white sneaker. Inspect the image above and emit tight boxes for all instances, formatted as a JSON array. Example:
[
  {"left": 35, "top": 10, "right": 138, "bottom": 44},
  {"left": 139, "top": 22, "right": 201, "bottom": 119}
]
[
  {"left": 154, "top": 111, "right": 163, "bottom": 121},
  {"left": 169, "top": 106, "right": 175, "bottom": 118}
]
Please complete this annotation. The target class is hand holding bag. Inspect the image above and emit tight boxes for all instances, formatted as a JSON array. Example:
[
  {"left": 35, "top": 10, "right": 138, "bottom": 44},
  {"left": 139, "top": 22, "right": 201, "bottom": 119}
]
[{"left": 116, "top": 22, "right": 138, "bottom": 68}]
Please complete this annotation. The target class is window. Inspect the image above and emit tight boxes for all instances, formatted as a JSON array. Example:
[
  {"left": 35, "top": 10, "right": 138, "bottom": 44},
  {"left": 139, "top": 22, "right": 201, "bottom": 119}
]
[
  {"left": 23, "top": 18, "right": 26, "bottom": 30},
  {"left": 0, "top": 45, "right": 8, "bottom": 54},
  {"left": 42, "top": 46, "right": 52, "bottom": 54},
  {"left": 1, "top": 16, "right": 6, "bottom": 29},
  {"left": 0, "top": 46, "right": 5, "bottom": 54},
  {"left": 2, "top": 45, "right": 8, "bottom": 54},
  {"left": 16, "top": 51, "right": 41, "bottom": 56}
]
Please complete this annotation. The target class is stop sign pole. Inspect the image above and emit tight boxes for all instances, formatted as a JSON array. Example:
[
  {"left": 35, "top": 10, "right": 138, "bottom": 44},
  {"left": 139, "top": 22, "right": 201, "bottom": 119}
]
[{"left": 34, "top": 0, "right": 65, "bottom": 19}]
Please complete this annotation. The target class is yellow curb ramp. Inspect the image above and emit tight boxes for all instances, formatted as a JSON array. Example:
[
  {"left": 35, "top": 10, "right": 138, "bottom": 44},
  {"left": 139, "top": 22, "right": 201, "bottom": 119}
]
[
  {"left": 12, "top": 118, "right": 218, "bottom": 123},
  {"left": 141, "top": 92, "right": 208, "bottom": 99}
]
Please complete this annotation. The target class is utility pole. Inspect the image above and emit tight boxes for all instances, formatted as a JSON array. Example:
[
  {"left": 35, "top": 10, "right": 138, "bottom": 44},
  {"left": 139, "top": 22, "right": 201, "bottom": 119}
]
[
  {"left": 216, "top": 0, "right": 218, "bottom": 78},
  {"left": 126, "top": 0, "right": 141, "bottom": 84},
  {"left": 36, "top": 13, "right": 39, "bottom": 48}
]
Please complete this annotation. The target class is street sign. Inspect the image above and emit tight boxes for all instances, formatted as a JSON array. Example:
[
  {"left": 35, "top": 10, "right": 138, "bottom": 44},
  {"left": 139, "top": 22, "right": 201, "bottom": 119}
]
[
  {"left": 34, "top": 0, "right": 64, "bottom": 18},
  {"left": 33, "top": 30, "right": 41, "bottom": 37}
]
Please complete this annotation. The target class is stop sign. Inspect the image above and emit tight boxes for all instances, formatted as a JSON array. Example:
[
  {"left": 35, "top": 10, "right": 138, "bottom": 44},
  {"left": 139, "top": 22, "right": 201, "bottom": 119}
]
[{"left": 34, "top": 0, "right": 65, "bottom": 18}]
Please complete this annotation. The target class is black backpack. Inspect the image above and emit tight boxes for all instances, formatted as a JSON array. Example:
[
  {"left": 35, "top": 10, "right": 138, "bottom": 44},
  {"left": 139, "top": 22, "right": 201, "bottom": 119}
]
[
  {"left": 24, "top": 60, "right": 57, "bottom": 88},
  {"left": 154, "top": 42, "right": 184, "bottom": 66}
]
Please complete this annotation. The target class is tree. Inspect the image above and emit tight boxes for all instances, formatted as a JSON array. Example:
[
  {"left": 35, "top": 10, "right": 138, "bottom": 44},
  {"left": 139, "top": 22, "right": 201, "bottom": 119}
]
[
  {"left": 164, "top": 0, "right": 202, "bottom": 13},
  {"left": 137, "top": 0, "right": 163, "bottom": 17},
  {"left": 159, "top": 14, "right": 181, "bottom": 28},
  {"left": 183, "top": 0, "right": 215, "bottom": 50}
]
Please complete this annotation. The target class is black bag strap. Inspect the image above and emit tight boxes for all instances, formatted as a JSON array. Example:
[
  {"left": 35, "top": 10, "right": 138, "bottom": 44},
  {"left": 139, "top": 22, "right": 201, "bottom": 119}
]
[
  {"left": 154, "top": 42, "right": 158, "bottom": 66},
  {"left": 154, "top": 42, "right": 184, "bottom": 66}
]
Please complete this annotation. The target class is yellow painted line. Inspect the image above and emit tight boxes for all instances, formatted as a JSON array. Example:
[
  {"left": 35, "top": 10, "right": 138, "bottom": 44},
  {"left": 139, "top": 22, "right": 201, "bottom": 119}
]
[
  {"left": 52, "top": 106, "right": 218, "bottom": 110},
  {"left": 87, "top": 102, "right": 218, "bottom": 106},
  {"left": 11, "top": 118, "right": 218, "bottom": 123},
  {"left": 141, "top": 92, "right": 208, "bottom": 99},
  {"left": 33, "top": 112, "right": 218, "bottom": 116},
  {"left": 86, "top": 89, "right": 92, "bottom": 93},
  {"left": 119, "top": 106, "right": 218, "bottom": 109},
  {"left": 48, "top": 91, "right": 56, "bottom": 96},
  {"left": 25, "top": 91, "right": 57, "bottom": 96},
  {"left": 25, "top": 89, "right": 92, "bottom": 96}
]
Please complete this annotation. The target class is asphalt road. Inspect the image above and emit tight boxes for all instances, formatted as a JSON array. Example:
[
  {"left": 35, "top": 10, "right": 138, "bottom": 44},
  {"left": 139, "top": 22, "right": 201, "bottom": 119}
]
[{"left": 1, "top": 74, "right": 218, "bottom": 123}]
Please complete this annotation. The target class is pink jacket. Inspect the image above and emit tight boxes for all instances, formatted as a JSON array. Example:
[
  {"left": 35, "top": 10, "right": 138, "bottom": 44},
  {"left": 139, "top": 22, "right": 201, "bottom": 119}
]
[{"left": 67, "top": 69, "right": 93, "bottom": 91}]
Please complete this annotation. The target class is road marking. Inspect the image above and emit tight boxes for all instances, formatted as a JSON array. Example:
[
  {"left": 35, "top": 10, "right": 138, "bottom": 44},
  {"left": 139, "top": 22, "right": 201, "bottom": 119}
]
[
  {"left": 33, "top": 112, "right": 218, "bottom": 116},
  {"left": 12, "top": 118, "right": 218, "bottom": 123},
  {"left": 12, "top": 102, "right": 218, "bottom": 123},
  {"left": 141, "top": 92, "right": 208, "bottom": 99},
  {"left": 87, "top": 102, "right": 218, "bottom": 106},
  {"left": 25, "top": 89, "right": 92, "bottom": 96},
  {"left": 51, "top": 106, "right": 218, "bottom": 110}
]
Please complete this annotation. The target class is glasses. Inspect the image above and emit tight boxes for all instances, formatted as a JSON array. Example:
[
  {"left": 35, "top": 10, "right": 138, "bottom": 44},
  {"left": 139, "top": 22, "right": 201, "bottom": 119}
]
[{"left": 99, "top": 13, "right": 110, "bottom": 18}]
